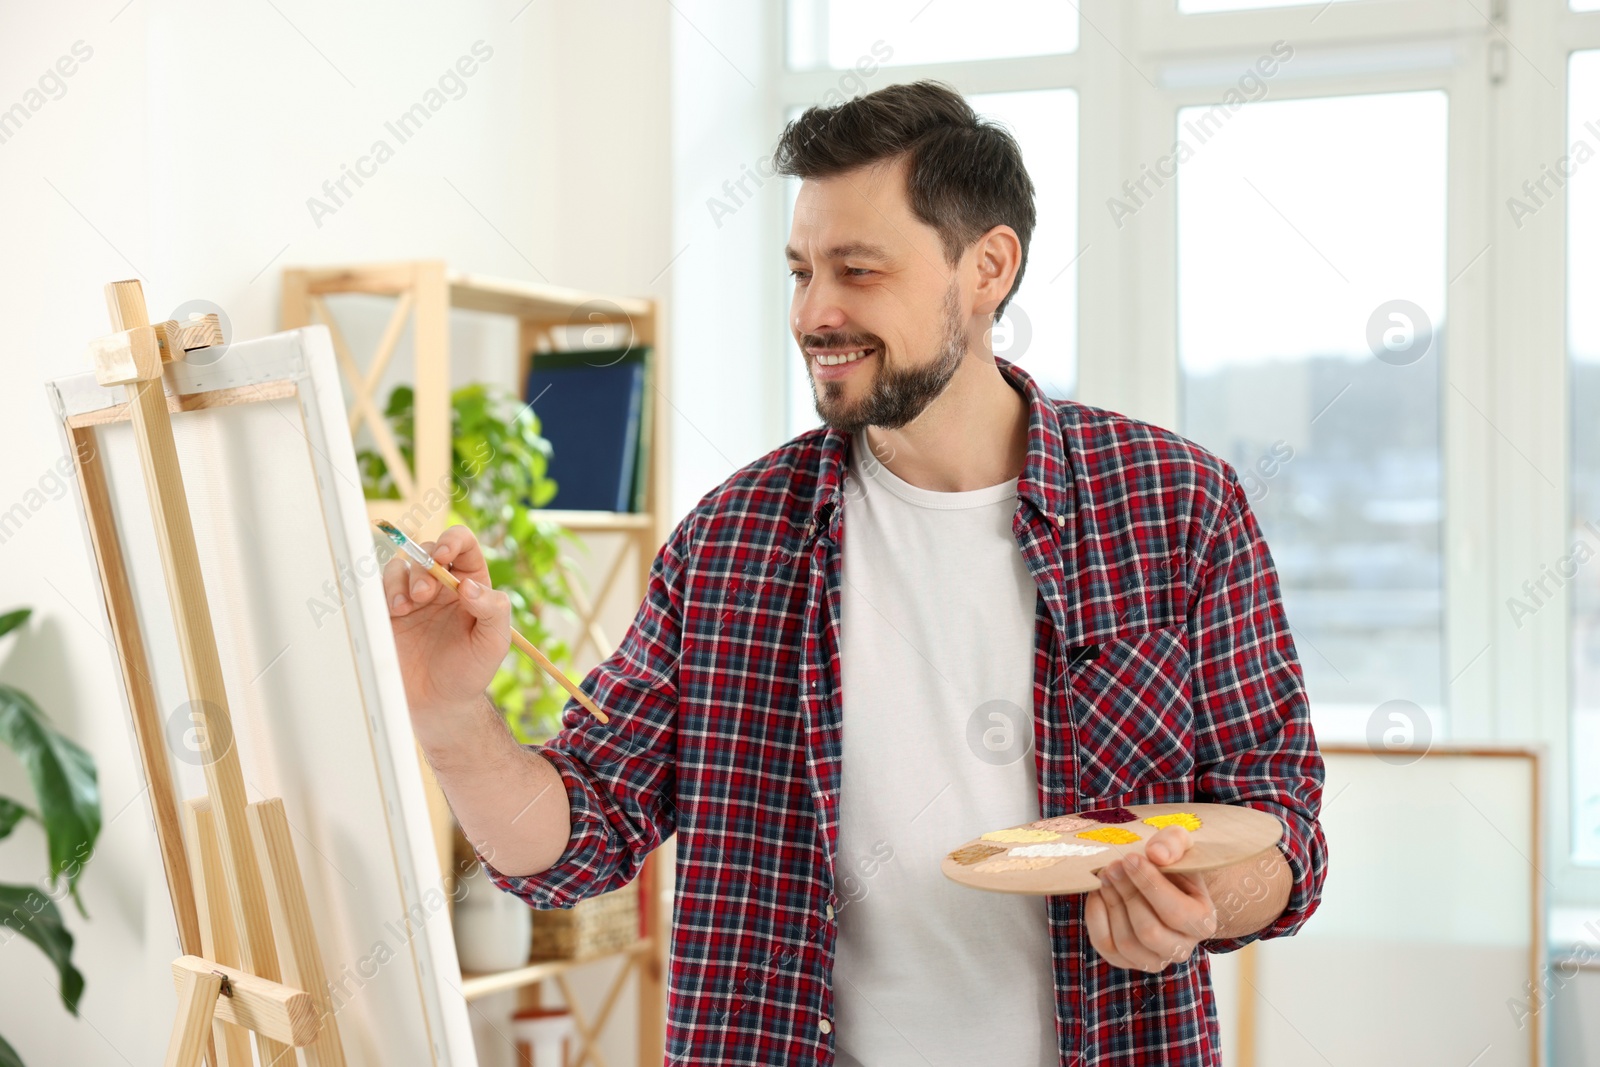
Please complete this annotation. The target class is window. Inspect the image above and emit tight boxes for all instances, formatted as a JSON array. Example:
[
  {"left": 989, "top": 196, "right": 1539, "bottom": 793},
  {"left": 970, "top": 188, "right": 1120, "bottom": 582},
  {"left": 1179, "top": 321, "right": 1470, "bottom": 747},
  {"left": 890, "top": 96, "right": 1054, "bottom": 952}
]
[
  {"left": 786, "top": 0, "right": 1078, "bottom": 70},
  {"left": 1570, "top": 49, "right": 1600, "bottom": 862},
  {"left": 1178, "top": 0, "right": 1356, "bottom": 11},
  {"left": 1175, "top": 91, "right": 1449, "bottom": 739},
  {"left": 968, "top": 89, "right": 1079, "bottom": 400}
]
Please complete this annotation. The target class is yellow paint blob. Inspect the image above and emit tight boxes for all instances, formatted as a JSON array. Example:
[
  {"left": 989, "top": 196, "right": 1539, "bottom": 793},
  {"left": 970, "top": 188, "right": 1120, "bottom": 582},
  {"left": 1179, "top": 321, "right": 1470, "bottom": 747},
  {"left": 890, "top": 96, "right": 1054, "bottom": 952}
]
[
  {"left": 1076, "top": 826, "right": 1141, "bottom": 845},
  {"left": 980, "top": 827, "right": 1060, "bottom": 844},
  {"left": 1143, "top": 812, "right": 1202, "bottom": 832}
]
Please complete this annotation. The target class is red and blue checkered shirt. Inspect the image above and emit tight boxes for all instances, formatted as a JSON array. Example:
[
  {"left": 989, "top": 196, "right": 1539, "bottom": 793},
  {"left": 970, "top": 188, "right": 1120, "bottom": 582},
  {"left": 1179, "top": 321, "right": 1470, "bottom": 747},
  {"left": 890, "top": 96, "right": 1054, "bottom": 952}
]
[{"left": 478, "top": 356, "right": 1328, "bottom": 1065}]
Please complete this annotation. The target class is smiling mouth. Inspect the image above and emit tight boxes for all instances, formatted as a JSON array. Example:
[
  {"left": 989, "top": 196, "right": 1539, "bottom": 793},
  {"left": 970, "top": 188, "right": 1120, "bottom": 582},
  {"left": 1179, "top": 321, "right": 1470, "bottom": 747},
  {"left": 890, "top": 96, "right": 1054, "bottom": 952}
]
[{"left": 812, "top": 347, "right": 875, "bottom": 367}]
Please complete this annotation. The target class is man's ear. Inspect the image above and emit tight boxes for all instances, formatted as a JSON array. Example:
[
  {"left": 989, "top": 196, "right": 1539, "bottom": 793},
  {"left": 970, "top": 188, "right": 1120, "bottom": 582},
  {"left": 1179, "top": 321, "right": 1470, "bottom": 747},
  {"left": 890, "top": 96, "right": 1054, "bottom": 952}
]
[{"left": 971, "top": 224, "right": 1023, "bottom": 320}]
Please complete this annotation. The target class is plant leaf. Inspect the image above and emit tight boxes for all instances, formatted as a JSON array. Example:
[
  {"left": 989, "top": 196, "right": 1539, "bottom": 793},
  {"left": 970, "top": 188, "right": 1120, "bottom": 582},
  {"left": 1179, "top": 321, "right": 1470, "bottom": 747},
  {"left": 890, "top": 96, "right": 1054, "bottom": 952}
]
[
  {"left": 0, "top": 609, "right": 31, "bottom": 641},
  {"left": 0, "top": 882, "right": 85, "bottom": 1014},
  {"left": 383, "top": 383, "right": 415, "bottom": 419},
  {"left": 0, "top": 686, "right": 99, "bottom": 911},
  {"left": 0, "top": 797, "right": 29, "bottom": 842},
  {"left": 0, "top": 1030, "right": 23, "bottom": 1067}
]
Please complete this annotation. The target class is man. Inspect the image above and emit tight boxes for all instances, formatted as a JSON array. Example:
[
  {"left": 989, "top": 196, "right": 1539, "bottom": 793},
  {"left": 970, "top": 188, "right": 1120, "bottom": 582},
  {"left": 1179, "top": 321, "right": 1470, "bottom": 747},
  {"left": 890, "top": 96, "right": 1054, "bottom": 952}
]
[{"left": 386, "top": 80, "right": 1327, "bottom": 1065}]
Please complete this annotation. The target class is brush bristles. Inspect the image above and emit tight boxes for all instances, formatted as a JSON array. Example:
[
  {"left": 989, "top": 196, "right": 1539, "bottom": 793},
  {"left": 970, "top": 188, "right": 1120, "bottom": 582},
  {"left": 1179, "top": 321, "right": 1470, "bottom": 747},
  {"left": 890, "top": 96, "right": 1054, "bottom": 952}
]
[{"left": 375, "top": 520, "right": 408, "bottom": 546}]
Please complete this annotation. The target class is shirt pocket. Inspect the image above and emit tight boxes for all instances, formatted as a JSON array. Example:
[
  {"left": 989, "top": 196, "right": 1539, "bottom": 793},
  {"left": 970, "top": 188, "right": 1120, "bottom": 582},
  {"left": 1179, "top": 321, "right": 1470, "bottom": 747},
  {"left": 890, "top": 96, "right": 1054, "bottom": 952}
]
[{"left": 1065, "top": 623, "right": 1195, "bottom": 800}]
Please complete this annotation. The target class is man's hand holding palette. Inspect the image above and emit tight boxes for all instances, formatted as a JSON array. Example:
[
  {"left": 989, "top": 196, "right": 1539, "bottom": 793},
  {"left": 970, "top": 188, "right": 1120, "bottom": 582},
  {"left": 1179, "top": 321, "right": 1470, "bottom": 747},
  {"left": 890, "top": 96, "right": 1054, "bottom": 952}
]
[{"left": 941, "top": 802, "right": 1283, "bottom": 895}]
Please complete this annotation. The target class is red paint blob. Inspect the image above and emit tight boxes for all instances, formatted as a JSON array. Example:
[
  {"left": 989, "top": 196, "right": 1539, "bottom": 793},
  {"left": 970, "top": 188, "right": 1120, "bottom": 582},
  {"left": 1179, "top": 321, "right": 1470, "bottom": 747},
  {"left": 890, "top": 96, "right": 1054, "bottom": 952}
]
[{"left": 1077, "top": 807, "right": 1138, "bottom": 824}]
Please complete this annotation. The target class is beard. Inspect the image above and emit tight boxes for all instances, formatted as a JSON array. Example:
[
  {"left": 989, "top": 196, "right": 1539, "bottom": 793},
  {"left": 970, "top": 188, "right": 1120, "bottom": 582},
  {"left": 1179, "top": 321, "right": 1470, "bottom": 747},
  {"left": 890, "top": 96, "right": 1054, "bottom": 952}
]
[{"left": 808, "top": 279, "right": 967, "bottom": 435}]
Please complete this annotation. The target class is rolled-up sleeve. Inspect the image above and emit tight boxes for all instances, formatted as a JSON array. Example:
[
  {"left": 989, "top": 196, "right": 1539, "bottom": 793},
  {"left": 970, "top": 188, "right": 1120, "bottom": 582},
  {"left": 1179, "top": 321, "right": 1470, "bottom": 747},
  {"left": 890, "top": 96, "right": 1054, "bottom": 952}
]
[
  {"left": 473, "top": 508, "right": 695, "bottom": 910},
  {"left": 1187, "top": 468, "right": 1328, "bottom": 953}
]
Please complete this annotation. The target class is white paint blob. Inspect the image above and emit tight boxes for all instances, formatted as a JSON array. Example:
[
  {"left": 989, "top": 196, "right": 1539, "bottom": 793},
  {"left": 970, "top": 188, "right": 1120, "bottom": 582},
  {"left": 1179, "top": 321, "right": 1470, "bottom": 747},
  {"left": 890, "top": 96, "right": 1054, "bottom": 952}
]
[{"left": 1009, "top": 842, "right": 1109, "bottom": 858}]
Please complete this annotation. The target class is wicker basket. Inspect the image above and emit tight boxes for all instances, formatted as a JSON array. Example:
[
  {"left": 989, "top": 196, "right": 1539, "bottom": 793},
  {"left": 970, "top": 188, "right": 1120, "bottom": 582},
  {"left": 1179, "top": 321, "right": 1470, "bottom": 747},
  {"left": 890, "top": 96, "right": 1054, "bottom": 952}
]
[{"left": 529, "top": 878, "right": 640, "bottom": 960}]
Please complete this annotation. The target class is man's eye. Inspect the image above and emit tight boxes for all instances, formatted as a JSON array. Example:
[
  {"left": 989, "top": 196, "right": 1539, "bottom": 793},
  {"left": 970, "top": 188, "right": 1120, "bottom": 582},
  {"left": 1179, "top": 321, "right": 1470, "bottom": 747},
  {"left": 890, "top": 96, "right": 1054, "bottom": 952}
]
[
  {"left": 846, "top": 268, "right": 873, "bottom": 277},
  {"left": 789, "top": 269, "right": 810, "bottom": 281}
]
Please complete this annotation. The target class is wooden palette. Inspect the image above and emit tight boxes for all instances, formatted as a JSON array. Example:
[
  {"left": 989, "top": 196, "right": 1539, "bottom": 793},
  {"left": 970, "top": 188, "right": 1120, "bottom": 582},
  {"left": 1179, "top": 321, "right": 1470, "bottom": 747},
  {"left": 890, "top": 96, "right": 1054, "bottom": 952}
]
[{"left": 941, "top": 803, "right": 1284, "bottom": 895}]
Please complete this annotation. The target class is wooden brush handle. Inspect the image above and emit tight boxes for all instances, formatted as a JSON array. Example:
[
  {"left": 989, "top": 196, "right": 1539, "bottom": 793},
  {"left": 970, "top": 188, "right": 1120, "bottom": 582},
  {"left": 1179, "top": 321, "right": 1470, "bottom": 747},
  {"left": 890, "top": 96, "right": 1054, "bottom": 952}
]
[
  {"left": 508, "top": 631, "right": 609, "bottom": 724},
  {"left": 423, "top": 561, "right": 610, "bottom": 726}
]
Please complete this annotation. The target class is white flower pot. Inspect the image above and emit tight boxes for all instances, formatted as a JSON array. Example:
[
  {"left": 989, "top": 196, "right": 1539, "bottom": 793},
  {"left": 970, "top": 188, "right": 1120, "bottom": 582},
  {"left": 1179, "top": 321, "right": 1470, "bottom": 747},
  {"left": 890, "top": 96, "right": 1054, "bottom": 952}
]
[{"left": 453, "top": 862, "right": 532, "bottom": 973}]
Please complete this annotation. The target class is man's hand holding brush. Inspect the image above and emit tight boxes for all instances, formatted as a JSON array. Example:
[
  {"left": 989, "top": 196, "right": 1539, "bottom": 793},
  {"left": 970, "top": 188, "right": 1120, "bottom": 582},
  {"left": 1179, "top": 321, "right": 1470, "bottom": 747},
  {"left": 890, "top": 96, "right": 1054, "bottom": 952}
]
[
  {"left": 382, "top": 524, "right": 573, "bottom": 879},
  {"left": 384, "top": 525, "right": 509, "bottom": 726}
]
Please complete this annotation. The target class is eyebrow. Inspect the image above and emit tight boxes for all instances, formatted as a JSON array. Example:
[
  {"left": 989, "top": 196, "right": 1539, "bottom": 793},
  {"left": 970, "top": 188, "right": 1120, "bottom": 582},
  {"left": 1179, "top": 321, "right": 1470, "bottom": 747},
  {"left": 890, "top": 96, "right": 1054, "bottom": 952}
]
[{"left": 785, "top": 241, "right": 894, "bottom": 264}]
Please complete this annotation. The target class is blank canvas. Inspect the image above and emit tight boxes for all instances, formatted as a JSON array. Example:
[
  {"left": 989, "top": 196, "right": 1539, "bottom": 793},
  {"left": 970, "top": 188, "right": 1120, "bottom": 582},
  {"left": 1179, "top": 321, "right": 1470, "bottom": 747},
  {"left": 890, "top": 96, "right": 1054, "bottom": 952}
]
[{"left": 49, "top": 326, "right": 478, "bottom": 1065}]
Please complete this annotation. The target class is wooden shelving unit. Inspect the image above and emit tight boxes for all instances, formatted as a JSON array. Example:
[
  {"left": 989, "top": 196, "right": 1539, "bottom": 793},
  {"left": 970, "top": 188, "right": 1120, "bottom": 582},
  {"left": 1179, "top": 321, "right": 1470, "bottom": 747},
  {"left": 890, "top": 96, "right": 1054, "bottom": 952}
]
[
  {"left": 460, "top": 938, "right": 654, "bottom": 1001},
  {"left": 280, "top": 259, "right": 669, "bottom": 1067}
]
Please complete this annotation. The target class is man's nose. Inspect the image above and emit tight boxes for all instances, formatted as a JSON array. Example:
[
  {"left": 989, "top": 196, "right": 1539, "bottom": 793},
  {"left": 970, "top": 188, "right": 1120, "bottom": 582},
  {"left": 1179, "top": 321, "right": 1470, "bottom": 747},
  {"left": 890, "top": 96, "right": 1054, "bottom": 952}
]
[{"left": 794, "top": 275, "right": 847, "bottom": 336}]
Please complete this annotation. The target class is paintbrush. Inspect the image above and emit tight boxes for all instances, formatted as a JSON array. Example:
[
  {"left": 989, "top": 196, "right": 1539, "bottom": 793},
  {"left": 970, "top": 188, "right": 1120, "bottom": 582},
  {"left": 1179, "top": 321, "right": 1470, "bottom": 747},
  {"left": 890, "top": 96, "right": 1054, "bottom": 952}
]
[{"left": 375, "top": 520, "right": 610, "bottom": 725}]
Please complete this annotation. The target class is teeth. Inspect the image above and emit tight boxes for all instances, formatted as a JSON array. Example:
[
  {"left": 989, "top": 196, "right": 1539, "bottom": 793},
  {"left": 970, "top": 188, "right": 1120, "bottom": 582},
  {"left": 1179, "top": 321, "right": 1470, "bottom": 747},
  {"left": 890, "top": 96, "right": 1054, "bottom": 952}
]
[{"left": 816, "top": 349, "right": 870, "bottom": 367}]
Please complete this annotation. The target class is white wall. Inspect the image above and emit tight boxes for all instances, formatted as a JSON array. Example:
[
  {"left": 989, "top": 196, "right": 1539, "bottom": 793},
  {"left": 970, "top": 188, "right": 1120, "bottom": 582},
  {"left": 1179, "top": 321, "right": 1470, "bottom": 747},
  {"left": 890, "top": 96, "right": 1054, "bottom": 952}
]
[
  {"left": 669, "top": 0, "right": 792, "bottom": 510},
  {"left": 0, "top": 2, "right": 672, "bottom": 1063}
]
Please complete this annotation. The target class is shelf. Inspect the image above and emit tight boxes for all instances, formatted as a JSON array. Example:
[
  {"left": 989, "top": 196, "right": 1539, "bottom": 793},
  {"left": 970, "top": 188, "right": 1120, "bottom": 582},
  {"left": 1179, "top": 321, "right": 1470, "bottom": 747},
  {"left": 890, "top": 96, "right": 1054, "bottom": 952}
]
[
  {"left": 460, "top": 937, "right": 653, "bottom": 1001},
  {"left": 447, "top": 270, "right": 654, "bottom": 322},
  {"left": 530, "top": 509, "right": 652, "bottom": 532},
  {"left": 291, "top": 262, "right": 652, "bottom": 322},
  {"left": 363, "top": 500, "right": 651, "bottom": 534}
]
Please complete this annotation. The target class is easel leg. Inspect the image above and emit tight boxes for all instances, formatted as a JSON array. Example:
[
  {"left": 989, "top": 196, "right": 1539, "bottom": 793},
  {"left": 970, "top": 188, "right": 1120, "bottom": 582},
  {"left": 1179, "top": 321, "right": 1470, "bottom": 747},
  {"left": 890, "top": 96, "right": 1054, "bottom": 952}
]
[
  {"left": 1236, "top": 940, "right": 1258, "bottom": 1067},
  {"left": 165, "top": 968, "right": 224, "bottom": 1067},
  {"left": 249, "top": 798, "right": 346, "bottom": 1067},
  {"left": 184, "top": 800, "right": 257, "bottom": 1067}
]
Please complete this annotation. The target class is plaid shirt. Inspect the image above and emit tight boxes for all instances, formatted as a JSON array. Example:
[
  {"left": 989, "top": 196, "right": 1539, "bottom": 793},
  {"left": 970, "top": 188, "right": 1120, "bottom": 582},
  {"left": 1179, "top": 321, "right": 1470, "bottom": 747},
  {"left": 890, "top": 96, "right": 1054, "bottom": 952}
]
[{"left": 478, "top": 356, "right": 1328, "bottom": 1065}]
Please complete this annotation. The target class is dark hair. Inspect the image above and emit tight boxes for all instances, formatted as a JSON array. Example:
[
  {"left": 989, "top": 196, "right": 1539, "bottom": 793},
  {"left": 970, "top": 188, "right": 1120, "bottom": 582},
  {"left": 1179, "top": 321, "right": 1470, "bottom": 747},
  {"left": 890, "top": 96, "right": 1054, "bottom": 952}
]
[{"left": 773, "top": 80, "right": 1036, "bottom": 319}]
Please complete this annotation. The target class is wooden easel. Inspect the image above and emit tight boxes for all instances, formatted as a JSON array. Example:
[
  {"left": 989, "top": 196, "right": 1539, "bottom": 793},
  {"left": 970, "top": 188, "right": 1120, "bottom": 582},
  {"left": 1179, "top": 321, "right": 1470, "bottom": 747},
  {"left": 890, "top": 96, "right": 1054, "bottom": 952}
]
[{"left": 84, "top": 280, "right": 347, "bottom": 1067}]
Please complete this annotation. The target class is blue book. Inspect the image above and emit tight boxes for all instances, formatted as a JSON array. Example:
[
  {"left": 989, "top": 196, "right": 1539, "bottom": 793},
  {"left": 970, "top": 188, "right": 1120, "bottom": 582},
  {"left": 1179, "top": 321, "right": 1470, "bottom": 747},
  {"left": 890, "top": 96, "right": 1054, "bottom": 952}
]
[{"left": 524, "top": 346, "right": 649, "bottom": 513}]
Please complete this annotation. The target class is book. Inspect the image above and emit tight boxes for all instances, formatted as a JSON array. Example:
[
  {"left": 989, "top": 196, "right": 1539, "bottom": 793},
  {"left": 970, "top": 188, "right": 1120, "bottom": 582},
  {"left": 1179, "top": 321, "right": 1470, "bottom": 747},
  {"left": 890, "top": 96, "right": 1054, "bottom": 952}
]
[{"left": 524, "top": 345, "right": 651, "bottom": 513}]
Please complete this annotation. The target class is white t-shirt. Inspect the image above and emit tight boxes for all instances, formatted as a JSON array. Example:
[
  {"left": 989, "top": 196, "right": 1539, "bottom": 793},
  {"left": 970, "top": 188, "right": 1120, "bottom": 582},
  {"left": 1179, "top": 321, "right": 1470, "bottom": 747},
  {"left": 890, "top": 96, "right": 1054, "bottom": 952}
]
[{"left": 833, "top": 429, "right": 1058, "bottom": 1066}]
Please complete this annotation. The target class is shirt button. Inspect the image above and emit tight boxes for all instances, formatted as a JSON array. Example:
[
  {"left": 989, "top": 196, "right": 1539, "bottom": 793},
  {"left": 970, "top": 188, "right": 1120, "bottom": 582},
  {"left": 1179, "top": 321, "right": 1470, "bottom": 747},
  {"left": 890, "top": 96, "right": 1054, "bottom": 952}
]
[
  {"left": 825, "top": 903, "right": 835, "bottom": 920},
  {"left": 819, "top": 1018, "right": 833, "bottom": 1035},
  {"left": 1055, "top": 513, "right": 1066, "bottom": 526}
]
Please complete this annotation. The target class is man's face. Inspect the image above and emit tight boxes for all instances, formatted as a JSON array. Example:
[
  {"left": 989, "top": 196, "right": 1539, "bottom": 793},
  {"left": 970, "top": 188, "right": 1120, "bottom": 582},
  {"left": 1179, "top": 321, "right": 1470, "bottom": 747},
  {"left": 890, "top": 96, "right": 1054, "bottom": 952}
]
[{"left": 786, "top": 157, "right": 971, "bottom": 434}]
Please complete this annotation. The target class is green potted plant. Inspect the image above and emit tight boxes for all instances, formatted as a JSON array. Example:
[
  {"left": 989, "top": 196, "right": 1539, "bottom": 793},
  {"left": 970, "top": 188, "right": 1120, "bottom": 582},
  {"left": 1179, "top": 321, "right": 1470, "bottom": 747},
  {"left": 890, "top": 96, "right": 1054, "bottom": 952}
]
[
  {"left": 358, "top": 383, "right": 583, "bottom": 743},
  {"left": 0, "top": 607, "right": 101, "bottom": 1067}
]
